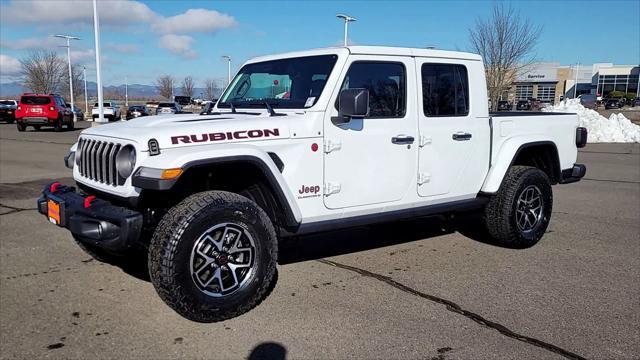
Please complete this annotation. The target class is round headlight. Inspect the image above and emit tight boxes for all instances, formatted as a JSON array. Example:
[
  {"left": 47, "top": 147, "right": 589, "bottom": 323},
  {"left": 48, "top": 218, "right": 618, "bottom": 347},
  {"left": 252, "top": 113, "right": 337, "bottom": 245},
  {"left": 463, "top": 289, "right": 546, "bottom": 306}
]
[{"left": 116, "top": 145, "right": 136, "bottom": 179}]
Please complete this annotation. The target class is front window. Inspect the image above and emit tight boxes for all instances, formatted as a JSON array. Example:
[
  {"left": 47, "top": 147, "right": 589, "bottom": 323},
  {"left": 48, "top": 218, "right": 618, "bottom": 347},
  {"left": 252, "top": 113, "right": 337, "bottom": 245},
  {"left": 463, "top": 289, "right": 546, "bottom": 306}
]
[{"left": 219, "top": 55, "right": 338, "bottom": 109}]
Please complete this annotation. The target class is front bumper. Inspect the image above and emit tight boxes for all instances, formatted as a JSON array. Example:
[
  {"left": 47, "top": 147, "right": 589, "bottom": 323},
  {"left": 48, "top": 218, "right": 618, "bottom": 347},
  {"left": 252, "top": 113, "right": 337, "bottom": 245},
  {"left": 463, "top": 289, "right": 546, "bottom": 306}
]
[{"left": 37, "top": 182, "right": 143, "bottom": 252}]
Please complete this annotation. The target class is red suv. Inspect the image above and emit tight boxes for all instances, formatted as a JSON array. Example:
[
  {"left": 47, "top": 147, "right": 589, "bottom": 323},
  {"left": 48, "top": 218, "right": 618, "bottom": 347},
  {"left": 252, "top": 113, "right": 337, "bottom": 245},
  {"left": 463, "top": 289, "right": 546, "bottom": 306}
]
[{"left": 15, "top": 93, "right": 74, "bottom": 132}]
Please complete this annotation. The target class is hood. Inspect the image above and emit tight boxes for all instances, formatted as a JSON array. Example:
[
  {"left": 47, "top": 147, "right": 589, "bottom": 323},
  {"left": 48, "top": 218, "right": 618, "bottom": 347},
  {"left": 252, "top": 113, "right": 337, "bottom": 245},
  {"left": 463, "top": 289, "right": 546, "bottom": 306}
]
[{"left": 80, "top": 112, "right": 293, "bottom": 150}]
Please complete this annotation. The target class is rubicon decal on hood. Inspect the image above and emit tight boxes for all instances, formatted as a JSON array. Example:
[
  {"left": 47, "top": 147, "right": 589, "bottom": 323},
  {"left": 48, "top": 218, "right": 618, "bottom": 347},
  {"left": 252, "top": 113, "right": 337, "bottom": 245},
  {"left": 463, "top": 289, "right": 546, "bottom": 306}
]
[{"left": 171, "top": 128, "right": 280, "bottom": 144}]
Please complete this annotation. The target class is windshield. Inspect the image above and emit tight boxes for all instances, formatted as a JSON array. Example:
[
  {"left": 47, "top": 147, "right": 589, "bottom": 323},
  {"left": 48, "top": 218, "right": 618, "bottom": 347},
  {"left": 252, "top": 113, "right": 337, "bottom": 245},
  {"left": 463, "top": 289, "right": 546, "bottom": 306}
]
[
  {"left": 219, "top": 54, "right": 338, "bottom": 109},
  {"left": 94, "top": 103, "right": 113, "bottom": 107}
]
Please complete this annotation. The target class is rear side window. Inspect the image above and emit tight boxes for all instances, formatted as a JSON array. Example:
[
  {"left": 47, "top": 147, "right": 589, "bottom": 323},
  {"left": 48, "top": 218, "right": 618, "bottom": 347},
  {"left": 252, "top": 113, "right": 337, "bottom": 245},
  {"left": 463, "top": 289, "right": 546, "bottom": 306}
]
[
  {"left": 20, "top": 96, "right": 51, "bottom": 105},
  {"left": 421, "top": 64, "right": 469, "bottom": 116},
  {"left": 338, "top": 62, "right": 406, "bottom": 118}
]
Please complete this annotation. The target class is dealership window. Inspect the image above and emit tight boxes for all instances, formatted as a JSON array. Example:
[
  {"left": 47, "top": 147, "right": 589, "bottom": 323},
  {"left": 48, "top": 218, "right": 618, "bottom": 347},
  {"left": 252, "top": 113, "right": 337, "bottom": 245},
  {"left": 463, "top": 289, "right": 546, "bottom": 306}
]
[
  {"left": 516, "top": 85, "right": 533, "bottom": 100},
  {"left": 538, "top": 84, "right": 556, "bottom": 102},
  {"left": 421, "top": 63, "right": 469, "bottom": 116}
]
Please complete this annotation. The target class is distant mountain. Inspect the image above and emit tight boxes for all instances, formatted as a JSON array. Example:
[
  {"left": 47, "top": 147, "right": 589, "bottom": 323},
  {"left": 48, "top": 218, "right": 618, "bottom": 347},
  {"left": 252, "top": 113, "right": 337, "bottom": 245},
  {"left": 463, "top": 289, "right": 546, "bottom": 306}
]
[{"left": 0, "top": 81, "right": 222, "bottom": 100}]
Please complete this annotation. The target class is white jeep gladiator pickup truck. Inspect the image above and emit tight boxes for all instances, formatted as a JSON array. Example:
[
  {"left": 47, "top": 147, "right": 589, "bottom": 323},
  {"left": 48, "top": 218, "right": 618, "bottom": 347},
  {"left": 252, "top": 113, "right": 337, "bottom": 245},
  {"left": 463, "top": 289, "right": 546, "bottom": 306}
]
[{"left": 38, "top": 46, "right": 587, "bottom": 322}]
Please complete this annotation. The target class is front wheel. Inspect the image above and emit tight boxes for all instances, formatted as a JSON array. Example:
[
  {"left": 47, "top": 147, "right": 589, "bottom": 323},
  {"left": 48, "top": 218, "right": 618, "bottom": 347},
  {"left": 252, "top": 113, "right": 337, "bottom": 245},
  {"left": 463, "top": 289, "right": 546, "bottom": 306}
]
[
  {"left": 148, "top": 191, "right": 277, "bottom": 322},
  {"left": 483, "top": 166, "right": 553, "bottom": 248}
]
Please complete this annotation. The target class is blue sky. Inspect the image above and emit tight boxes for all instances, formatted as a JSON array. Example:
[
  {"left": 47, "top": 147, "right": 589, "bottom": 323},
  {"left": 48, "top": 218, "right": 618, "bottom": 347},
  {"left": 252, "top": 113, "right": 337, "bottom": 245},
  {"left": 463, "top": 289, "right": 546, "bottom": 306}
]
[{"left": 1, "top": 0, "right": 639, "bottom": 87}]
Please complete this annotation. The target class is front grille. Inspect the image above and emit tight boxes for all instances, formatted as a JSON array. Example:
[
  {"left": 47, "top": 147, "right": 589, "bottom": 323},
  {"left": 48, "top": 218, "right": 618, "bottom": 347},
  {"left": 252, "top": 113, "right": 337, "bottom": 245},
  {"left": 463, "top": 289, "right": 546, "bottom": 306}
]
[{"left": 77, "top": 138, "right": 123, "bottom": 186}]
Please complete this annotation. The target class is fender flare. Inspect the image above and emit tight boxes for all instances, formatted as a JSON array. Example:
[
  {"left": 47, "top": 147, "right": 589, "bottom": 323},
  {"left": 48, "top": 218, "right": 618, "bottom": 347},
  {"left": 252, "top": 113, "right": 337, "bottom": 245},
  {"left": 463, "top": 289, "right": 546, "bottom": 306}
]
[
  {"left": 133, "top": 152, "right": 302, "bottom": 230},
  {"left": 481, "top": 140, "right": 560, "bottom": 194}
]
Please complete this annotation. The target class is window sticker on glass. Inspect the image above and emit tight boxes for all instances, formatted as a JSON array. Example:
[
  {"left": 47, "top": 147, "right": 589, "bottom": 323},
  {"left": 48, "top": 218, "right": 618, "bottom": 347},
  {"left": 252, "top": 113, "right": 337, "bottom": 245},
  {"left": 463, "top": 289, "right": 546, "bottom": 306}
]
[{"left": 304, "top": 97, "right": 316, "bottom": 107}]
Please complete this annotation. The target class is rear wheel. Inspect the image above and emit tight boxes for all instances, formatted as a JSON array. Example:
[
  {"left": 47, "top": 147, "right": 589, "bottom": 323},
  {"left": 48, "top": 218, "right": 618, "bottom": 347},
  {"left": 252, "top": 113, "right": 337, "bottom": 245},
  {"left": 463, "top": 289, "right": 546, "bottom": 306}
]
[
  {"left": 54, "top": 118, "right": 63, "bottom": 132},
  {"left": 16, "top": 122, "right": 26, "bottom": 132},
  {"left": 149, "top": 191, "right": 277, "bottom": 322},
  {"left": 33, "top": 125, "right": 41, "bottom": 131},
  {"left": 67, "top": 121, "right": 75, "bottom": 130},
  {"left": 483, "top": 166, "right": 552, "bottom": 248}
]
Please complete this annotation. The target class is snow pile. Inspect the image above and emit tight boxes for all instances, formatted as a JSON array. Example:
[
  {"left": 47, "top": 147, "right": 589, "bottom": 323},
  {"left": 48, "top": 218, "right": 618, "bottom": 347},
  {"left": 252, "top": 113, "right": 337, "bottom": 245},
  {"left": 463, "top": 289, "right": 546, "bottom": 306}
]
[{"left": 543, "top": 99, "right": 640, "bottom": 143}]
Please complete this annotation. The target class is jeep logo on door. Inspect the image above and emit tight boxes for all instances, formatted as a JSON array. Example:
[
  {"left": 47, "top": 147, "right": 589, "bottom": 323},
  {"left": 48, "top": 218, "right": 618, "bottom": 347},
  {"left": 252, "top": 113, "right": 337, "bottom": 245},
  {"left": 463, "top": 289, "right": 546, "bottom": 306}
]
[{"left": 171, "top": 128, "right": 280, "bottom": 144}]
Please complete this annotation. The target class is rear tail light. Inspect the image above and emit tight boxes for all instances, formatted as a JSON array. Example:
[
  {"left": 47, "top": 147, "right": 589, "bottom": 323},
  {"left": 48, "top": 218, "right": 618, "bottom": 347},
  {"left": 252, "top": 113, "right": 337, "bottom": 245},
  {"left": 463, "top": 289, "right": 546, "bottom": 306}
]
[
  {"left": 49, "top": 106, "right": 55, "bottom": 111},
  {"left": 17, "top": 106, "right": 21, "bottom": 110},
  {"left": 576, "top": 127, "right": 587, "bottom": 148}
]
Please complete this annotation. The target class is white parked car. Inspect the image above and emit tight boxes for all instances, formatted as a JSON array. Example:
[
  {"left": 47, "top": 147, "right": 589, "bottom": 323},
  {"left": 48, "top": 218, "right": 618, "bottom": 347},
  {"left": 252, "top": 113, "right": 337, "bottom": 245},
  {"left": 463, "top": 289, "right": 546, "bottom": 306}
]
[
  {"left": 91, "top": 101, "right": 121, "bottom": 121},
  {"left": 156, "top": 102, "right": 182, "bottom": 115},
  {"left": 38, "top": 46, "right": 587, "bottom": 322}
]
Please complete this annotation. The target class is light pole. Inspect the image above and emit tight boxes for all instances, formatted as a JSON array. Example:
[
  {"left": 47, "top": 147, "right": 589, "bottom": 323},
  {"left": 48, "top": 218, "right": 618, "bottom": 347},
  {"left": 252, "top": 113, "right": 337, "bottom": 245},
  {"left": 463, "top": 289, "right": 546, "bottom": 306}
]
[
  {"left": 92, "top": 0, "right": 105, "bottom": 123},
  {"left": 125, "top": 76, "right": 128, "bottom": 107},
  {"left": 574, "top": 62, "right": 580, "bottom": 99},
  {"left": 54, "top": 34, "right": 80, "bottom": 122},
  {"left": 83, "top": 66, "right": 88, "bottom": 115},
  {"left": 336, "top": 14, "right": 356, "bottom": 46},
  {"left": 222, "top": 55, "right": 232, "bottom": 86}
]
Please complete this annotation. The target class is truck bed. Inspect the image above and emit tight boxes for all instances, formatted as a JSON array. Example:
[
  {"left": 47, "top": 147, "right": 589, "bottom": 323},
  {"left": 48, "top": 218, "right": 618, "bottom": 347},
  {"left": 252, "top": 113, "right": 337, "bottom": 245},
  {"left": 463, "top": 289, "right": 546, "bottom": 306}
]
[{"left": 490, "top": 112, "right": 575, "bottom": 117}]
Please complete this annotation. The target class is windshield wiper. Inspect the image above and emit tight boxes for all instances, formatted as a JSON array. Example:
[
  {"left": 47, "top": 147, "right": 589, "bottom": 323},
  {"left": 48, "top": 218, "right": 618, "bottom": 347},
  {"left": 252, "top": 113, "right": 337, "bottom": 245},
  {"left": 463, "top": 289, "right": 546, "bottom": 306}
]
[{"left": 263, "top": 101, "right": 286, "bottom": 117}]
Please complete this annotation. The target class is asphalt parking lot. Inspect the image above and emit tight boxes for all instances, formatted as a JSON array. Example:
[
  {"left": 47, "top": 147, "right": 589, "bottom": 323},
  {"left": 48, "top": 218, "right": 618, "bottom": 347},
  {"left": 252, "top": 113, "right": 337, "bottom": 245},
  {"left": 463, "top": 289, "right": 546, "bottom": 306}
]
[{"left": 0, "top": 121, "right": 638, "bottom": 359}]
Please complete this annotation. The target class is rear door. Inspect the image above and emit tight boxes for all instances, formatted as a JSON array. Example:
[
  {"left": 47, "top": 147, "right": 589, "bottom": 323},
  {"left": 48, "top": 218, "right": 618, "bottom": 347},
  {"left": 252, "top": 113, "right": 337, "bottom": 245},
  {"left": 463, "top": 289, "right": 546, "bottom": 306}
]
[
  {"left": 323, "top": 56, "right": 418, "bottom": 209},
  {"left": 415, "top": 59, "right": 490, "bottom": 199}
]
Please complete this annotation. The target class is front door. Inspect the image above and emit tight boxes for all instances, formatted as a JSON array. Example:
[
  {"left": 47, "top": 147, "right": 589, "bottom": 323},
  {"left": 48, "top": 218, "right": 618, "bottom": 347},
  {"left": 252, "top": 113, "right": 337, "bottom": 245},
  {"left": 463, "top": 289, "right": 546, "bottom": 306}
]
[{"left": 323, "top": 56, "right": 417, "bottom": 209}]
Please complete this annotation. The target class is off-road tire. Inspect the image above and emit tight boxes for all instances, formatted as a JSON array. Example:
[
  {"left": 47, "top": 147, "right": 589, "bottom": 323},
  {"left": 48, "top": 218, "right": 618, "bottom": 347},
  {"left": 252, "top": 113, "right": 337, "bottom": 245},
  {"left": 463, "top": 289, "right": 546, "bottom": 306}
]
[
  {"left": 16, "top": 122, "right": 26, "bottom": 132},
  {"left": 484, "top": 166, "right": 552, "bottom": 248},
  {"left": 148, "top": 191, "right": 278, "bottom": 322}
]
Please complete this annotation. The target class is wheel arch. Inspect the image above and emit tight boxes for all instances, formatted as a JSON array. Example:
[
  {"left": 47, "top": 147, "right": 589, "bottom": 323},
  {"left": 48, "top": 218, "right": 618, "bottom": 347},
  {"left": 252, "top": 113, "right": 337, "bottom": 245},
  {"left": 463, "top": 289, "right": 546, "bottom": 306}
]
[
  {"left": 138, "top": 154, "right": 301, "bottom": 232},
  {"left": 482, "top": 140, "right": 561, "bottom": 194}
]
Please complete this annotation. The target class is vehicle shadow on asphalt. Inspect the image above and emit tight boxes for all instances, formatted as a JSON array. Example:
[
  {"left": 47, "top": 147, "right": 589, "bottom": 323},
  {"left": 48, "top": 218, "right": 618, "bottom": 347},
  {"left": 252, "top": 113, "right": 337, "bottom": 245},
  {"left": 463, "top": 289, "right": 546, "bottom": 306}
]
[
  {"left": 104, "top": 215, "right": 498, "bottom": 281},
  {"left": 279, "top": 216, "right": 456, "bottom": 264}
]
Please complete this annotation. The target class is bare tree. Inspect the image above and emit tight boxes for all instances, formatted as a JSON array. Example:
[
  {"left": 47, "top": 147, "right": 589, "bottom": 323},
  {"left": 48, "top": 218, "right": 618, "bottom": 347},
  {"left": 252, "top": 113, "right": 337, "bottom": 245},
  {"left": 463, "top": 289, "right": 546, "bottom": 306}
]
[
  {"left": 20, "top": 50, "right": 65, "bottom": 94},
  {"left": 181, "top": 76, "right": 195, "bottom": 98},
  {"left": 155, "top": 75, "right": 174, "bottom": 99},
  {"left": 468, "top": 3, "right": 542, "bottom": 110},
  {"left": 204, "top": 78, "right": 217, "bottom": 100},
  {"left": 60, "top": 64, "right": 84, "bottom": 102}
]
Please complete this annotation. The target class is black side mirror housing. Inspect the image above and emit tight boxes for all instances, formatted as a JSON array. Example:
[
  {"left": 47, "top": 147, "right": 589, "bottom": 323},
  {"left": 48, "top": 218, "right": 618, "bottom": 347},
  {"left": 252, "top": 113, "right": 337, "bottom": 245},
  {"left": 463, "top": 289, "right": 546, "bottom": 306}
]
[{"left": 337, "top": 88, "right": 369, "bottom": 123}]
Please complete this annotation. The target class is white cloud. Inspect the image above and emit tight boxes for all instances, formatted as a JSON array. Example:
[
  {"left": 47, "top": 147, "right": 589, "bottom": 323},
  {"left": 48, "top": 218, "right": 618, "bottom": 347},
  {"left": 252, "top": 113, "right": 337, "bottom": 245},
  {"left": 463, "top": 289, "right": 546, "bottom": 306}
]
[
  {"left": 70, "top": 49, "right": 95, "bottom": 63},
  {"left": 0, "top": 54, "right": 22, "bottom": 77},
  {"left": 0, "top": 36, "right": 60, "bottom": 50},
  {"left": 158, "top": 34, "right": 197, "bottom": 60},
  {"left": 105, "top": 43, "right": 141, "bottom": 54},
  {"left": 151, "top": 8, "right": 236, "bottom": 34},
  {"left": 0, "top": 1, "right": 235, "bottom": 35},
  {"left": 0, "top": 0, "right": 156, "bottom": 27}
]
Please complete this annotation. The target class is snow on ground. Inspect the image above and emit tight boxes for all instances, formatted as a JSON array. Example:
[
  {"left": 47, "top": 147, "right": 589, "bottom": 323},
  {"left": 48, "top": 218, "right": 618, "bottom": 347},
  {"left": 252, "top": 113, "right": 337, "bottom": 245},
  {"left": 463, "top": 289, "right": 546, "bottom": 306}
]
[{"left": 543, "top": 99, "right": 640, "bottom": 143}]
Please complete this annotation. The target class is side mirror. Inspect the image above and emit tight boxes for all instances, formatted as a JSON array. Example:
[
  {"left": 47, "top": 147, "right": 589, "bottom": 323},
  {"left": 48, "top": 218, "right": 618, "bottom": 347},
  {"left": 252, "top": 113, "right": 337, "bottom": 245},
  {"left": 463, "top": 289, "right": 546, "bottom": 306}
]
[{"left": 337, "top": 88, "right": 369, "bottom": 123}]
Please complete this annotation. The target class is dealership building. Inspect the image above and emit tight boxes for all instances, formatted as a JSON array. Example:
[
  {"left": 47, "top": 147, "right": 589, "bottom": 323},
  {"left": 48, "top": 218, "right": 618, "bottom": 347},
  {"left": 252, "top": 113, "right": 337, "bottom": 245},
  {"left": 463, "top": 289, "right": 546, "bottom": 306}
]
[{"left": 505, "top": 62, "right": 639, "bottom": 104}]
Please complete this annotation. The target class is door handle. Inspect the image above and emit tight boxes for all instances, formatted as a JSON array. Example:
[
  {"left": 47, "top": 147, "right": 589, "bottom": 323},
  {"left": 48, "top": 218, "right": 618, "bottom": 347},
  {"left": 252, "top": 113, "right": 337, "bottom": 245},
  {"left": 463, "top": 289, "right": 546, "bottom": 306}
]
[
  {"left": 392, "top": 135, "right": 415, "bottom": 145},
  {"left": 452, "top": 132, "right": 472, "bottom": 141}
]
